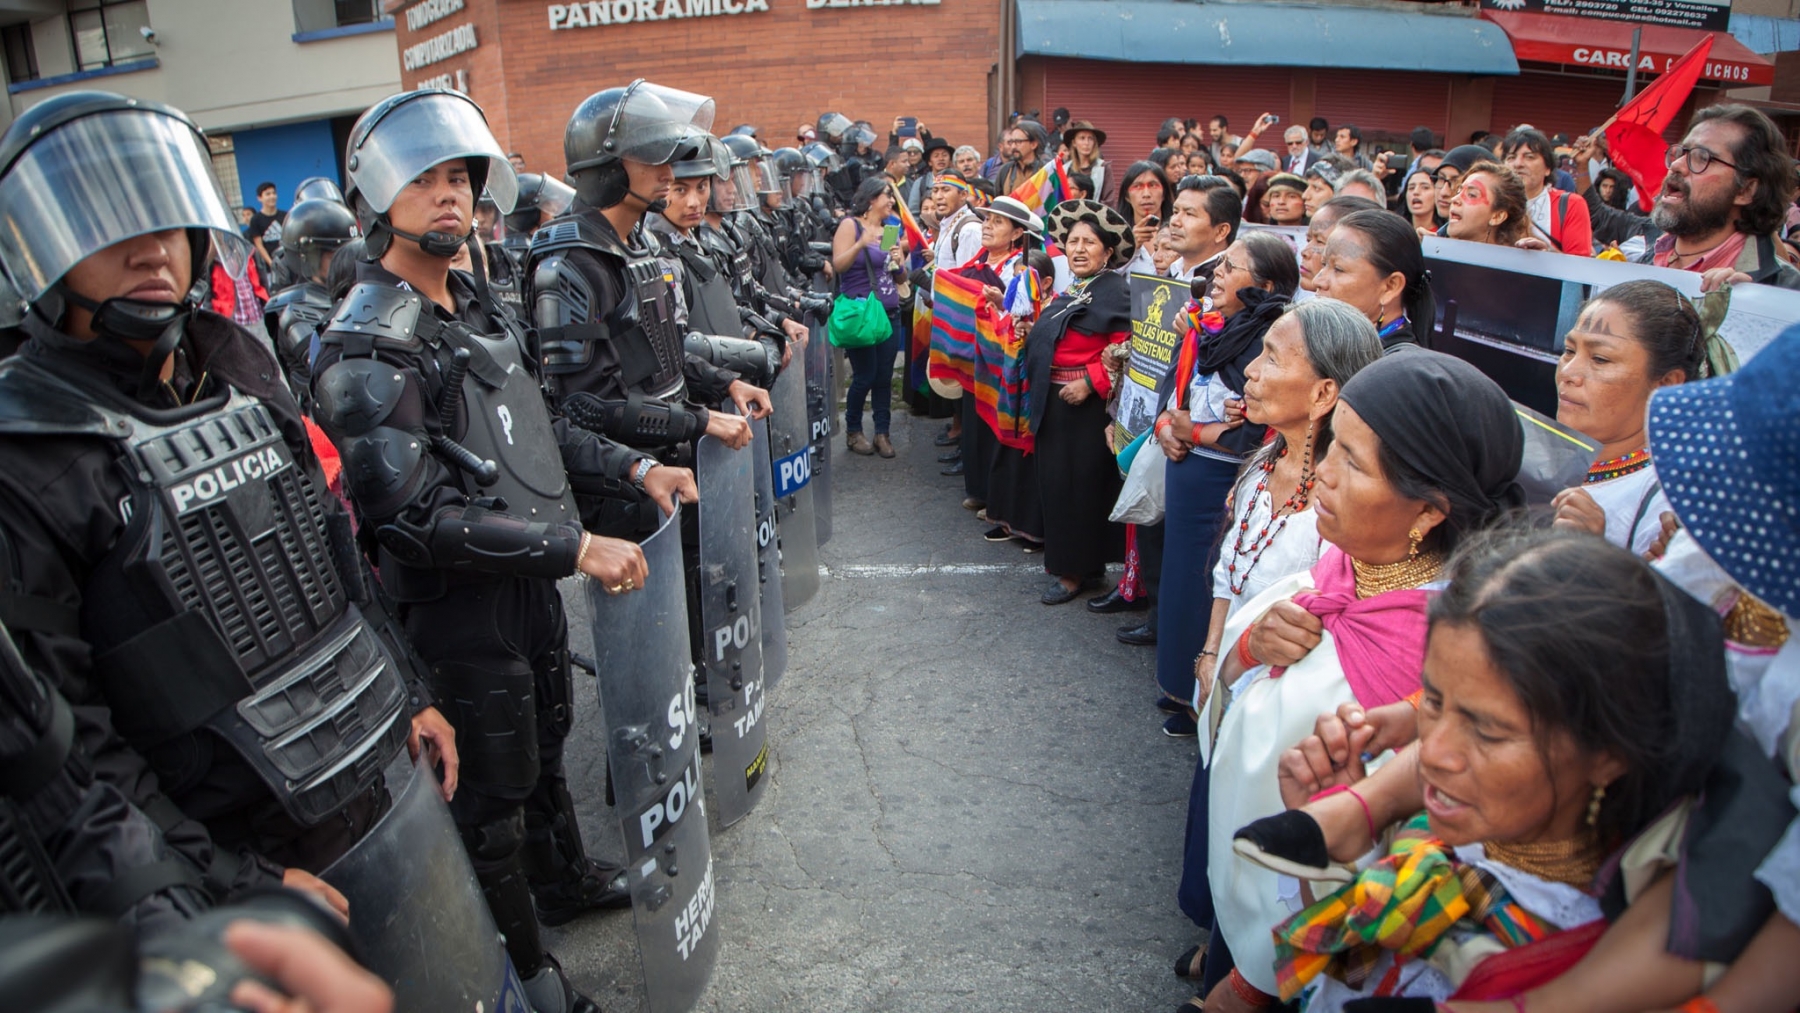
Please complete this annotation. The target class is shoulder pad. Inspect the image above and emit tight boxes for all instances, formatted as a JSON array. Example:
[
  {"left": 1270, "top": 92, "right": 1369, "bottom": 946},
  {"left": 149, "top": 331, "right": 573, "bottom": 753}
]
[
  {"left": 314, "top": 357, "right": 409, "bottom": 437},
  {"left": 263, "top": 282, "right": 331, "bottom": 318},
  {"left": 322, "top": 283, "right": 427, "bottom": 352},
  {"left": 0, "top": 356, "right": 129, "bottom": 438},
  {"left": 530, "top": 252, "right": 598, "bottom": 328},
  {"left": 528, "top": 215, "right": 625, "bottom": 268}
]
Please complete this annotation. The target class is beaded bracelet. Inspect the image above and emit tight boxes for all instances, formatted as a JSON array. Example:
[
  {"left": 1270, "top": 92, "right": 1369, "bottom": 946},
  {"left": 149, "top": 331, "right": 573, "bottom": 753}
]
[{"left": 1227, "top": 968, "right": 1272, "bottom": 1008}]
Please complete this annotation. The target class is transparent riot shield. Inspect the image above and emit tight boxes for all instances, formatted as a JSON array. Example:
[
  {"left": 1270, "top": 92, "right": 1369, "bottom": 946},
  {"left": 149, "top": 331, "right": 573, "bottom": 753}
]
[
  {"left": 768, "top": 357, "right": 819, "bottom": 611},
  {"left": 694, "top": 435, "right": 770, "bottom": 826},
  {"left": 587, "top": 507, "right": 719, "bottom": 1013},
  {"left": 322, "top": 756, "right": 529, "bottom": 1013},
  {"left": 749, "top": 417, "right": 788, "bottom": 691},
  {"left": 804, "top": 300, "right": 834, "bottom": 546}
]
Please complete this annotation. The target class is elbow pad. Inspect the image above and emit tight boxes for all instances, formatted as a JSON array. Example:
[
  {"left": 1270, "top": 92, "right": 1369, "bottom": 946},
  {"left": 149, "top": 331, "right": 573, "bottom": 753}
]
[
  {"left": 376, "top": 506, "right": 579, "bottom": 579},
  {"left": 684, "top": 331, "right": 780, "bottom": 389},
  {"left": 560, "top": 391, "right": 702, "bottom": 448}
]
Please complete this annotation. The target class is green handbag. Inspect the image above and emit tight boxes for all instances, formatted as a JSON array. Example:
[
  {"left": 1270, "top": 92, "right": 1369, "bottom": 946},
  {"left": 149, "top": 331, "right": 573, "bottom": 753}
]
[{"left": 827, "top": 292, "right": 891, "bottom": 349}]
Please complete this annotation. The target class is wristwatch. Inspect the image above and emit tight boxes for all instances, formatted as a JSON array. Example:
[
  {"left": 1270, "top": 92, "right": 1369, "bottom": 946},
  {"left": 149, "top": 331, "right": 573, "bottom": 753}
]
[{"left": 630, "top": 458, "right": 656, "bottom": 490}]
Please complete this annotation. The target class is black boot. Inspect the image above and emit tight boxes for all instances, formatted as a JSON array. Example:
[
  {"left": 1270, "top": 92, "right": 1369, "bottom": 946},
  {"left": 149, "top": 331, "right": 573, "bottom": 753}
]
[{"left": 525, "top": 777, "right": 631, "bottom": 926}]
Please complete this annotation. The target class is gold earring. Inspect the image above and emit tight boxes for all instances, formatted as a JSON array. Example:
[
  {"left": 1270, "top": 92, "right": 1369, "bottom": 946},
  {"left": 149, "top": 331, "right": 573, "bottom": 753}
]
[
  {"left": 1586, "top": 784, "right": 1606, "bottom": 829},
  {"left": 1407, "top": 528, "right": 1422, "bottom": 560}
]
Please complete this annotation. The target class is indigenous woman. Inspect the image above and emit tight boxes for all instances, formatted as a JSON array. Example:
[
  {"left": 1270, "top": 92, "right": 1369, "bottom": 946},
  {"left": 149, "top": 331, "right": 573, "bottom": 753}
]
[
  {"left": 1263, "top": 173, "right": 1310, "bottom": 227},
  {"left": 1152, "top": 231, "right": 1298, "bottom": 732},
  {"left": 1169, "top": 298, "right": 1381, "bottom": 989},
  {"left": 962, "top": 196, "right": 1045, "bottom": 546},
  {"left": 1548, "top": 280, "right": 1703, "bottom": 556},
  {"left": 1445, "top": 161, "right": 1530, "bottom": 249},
  {"left": 1194, "top": 351, "right": 1525, "bottom": 1008},
  {"left": 1312, "top": 208, "right": 1437, "bottom": 353},
  {"left": 1027, "top": 200, "right": 1135, "bottom": 604}
]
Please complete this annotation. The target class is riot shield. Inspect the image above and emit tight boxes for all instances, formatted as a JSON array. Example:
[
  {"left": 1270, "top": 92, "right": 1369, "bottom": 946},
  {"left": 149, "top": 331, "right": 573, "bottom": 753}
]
[
  {"left": 695, "top": 435, "right": 770, "bottom": 826},
  {"left": 587, "top": 507, "right": 719, "bottom": 1013},
  {"left": 322, "top": 756, "right": 529, "bottom": 1013},
  {"left": 769, "top": 356, "right": 820, "bottom": 610},
  {"left": 750, "top": 417, "right": 788, "bottom": 691},
  {"left": 804, "top": 296, "right": 834, "bottom": 546}
]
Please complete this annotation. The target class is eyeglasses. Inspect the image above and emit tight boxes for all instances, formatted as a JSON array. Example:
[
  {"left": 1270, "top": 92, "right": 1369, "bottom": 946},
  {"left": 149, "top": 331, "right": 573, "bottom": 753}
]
[
  {"left": 1667, "top": 143, "right": 1738, "bottom": 175},
  {"left": 1432, "top": 173, "right": 1461, "bottom": 189}
]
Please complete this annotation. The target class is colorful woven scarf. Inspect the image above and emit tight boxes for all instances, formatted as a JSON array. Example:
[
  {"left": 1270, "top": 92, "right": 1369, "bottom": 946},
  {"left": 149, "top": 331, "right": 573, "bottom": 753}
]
[
  {"left": 1168, "top": 300, "right": 1224, "bottom": 412},
  {"left": 1272, "top": 814, "right": 1555, "bottom": 1001}
]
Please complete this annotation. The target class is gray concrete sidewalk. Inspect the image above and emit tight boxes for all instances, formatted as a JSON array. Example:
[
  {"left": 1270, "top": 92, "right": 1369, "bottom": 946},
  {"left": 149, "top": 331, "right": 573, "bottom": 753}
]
[{"left": 556, "top": 403, "right": 1202, "bottom": 1012}]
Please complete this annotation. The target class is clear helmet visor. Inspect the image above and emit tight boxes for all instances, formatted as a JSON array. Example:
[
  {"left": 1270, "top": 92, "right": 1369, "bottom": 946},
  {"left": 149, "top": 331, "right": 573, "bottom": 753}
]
[
  {"left": 817, "top": 113, "right": 851, "bottom": 139},
  {"left": 347, "top": 91, "right": 518, "bottom": 215},
  {"left": 610, "top": 81, "right": 716, "bottom": 166},
  {"left": 802, "top": 142, "right": 834, "bottom": 168},
  {"left": 789, "top": 168, "right": 818, "bottom": 197},
  {"left": 751, "top": 160, "right": 781, "bottom": 196},
  {"left": 535, "top": 175, "right": 576, "bottom": 219},
  {"left": 709, "top": 165, "right": 753, "bottom": 213},
  {"left": 848, "top": 127, "right": 878, "bottom": 148},
  {"left": 0, "top": 108, "right": 248, "bottom": 301},
  {"left": 294, "top": 176, "right": 344, "bottom": 204}
]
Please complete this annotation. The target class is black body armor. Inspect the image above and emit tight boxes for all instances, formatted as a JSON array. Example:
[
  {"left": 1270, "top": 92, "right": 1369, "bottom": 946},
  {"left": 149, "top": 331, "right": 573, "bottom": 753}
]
[
  {"left": 0, "top": 357, "right": 407, "bottom": 828},
  {"left": 262, "top": 281, "right": 332, "bottom": 406},
  {"left": 528, "top": 215, "right": 687, "bottom": 402}
]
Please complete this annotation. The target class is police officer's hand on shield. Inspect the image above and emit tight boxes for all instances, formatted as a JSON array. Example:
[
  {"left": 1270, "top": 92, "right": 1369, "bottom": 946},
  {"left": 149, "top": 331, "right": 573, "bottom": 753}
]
[
  {"left": 407, "top": 705, "right": 460, "bottom": 802},
  {"left": 728, "top": 379, "right": 773, "bottom": 420},
  {"left": 706, "top": 410, "right": 753, "bottom": 449},
  {"left": 578, "top": 531, "right": 650, "bottom": 594},
  {"left": 279, "top": 868, "right": 350, "bottom": 920},
  {"left": 641, "top": 463, "right": 699, "bottom": 516}
]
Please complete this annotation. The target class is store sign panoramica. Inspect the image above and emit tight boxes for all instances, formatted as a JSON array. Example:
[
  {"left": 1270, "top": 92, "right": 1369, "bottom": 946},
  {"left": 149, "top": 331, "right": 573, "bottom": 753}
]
[{"left": 546, "top": 0, "right": 938, "bottom": 29}]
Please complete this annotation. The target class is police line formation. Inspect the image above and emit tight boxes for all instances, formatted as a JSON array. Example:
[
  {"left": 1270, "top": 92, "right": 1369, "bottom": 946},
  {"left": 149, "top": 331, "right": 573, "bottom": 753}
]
[
  {"left": 0, "top": 81, "right": 842, "bottom": 1013},
  {"left": 5, "top": 75, "right": 1800, "bottom": 1013}
]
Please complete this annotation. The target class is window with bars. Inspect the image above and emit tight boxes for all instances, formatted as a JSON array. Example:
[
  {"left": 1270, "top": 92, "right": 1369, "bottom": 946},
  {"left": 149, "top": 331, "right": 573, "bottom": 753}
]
[{"left": 68, "top": 0, "right": 153, "bottom": 72}]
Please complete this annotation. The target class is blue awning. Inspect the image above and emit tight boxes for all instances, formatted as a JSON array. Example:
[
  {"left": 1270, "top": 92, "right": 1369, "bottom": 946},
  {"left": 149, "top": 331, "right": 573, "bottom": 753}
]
[{"left": 1016, "top": 0, "right": 1520, "bottom": 75}]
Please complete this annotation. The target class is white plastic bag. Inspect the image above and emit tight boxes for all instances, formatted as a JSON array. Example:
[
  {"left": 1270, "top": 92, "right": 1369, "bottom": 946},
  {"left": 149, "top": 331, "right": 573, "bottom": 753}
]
[{"left": 1109, "top": 442, "right": 1166, "bottom": 525}]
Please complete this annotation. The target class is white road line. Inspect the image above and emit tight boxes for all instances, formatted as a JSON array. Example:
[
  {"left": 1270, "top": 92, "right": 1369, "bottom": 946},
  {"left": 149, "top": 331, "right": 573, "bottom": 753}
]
[{"left": 823, "top": 563, "right": 1045, "bottom": 578}]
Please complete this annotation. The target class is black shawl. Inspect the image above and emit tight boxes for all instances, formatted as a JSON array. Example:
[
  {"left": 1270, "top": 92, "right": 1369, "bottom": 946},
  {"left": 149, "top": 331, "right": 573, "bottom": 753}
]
[{"left": 1023, "top": 271, "right": 1131, "bottom": 433}]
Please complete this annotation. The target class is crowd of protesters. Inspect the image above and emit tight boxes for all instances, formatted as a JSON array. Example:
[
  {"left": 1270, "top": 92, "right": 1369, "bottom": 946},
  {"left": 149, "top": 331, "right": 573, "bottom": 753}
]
[{"left": 838, "top": 100, "right": 1800, "bottom": 1012}]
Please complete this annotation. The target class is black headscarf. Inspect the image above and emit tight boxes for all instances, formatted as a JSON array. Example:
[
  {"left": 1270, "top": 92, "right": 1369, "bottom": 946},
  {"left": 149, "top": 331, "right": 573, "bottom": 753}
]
[
  {"left": 1338, "top": 349, "right": 1525, "bottom": 535},
  {"left": 1023, "top": 270, "right": 1131, "bottom": 432}
]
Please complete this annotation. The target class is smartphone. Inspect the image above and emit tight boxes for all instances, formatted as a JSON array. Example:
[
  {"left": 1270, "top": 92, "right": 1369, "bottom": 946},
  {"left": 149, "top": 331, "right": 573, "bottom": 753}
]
[
  {"left": 1143, "top": 215, "right": 1160, "bottom": 228},
  {"left": 897, "top": 116, "right": 918, "bottom": 138},
  {"left": 1264, "top": 113, "right": 1280, "bottom": 126},
  {"left": 880, "top": 224, "right": 899, "bottom": 251}
]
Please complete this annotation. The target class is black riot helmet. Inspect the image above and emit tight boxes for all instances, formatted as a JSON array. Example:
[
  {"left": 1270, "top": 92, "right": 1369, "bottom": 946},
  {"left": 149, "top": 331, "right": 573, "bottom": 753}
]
[
  {"left": 503, "top": 172, "right": 577, "bottom": 234},
  {"left": 279, "top": 198, "right": 359, "bottom": 281},
  {"left": 816, "top": 112, "right": 851, "bottom": 144},
  {"left": 0, "top": 90, "right": 249, "bottom": 347},
  {"left": 343, "top": 89, "right": 517, "bottom": 259},
  {"left": 671, "top": 135, "right": 731, "bottom": 181},
  {"left": 563, "top": 79, "right": 715, "bottom": 210},
  {"left": 293, "top": 176, "right": 345, "bottom": 205},
  {"left": 719, "top": 134, "right": 780, "bottom": 197},
  {"left": 772, "top": 146, "right": 815, "bottom": 199}
]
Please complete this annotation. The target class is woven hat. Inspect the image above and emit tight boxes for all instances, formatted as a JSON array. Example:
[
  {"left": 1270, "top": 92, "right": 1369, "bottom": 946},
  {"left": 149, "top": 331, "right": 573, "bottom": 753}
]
[
  {"left": 1648, "top": 332, "right": 1800, "bottom": 617},
  {"left": 1046, "top": 198, "right": 1135, "bottom": 268},
  {"left": 1263, "top": 172, "right": 1306, "bottom": 196},
  {"left": 974, "top": 195, "right": 1045, "bottom": 236}
]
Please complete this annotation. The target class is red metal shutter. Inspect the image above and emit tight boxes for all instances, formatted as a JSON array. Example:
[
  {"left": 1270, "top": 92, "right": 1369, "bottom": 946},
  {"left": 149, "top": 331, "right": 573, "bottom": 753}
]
[
  {"left": 1489, "top": 72, "right": 1625, "bottom": 141},
  {"left": 1312, "top": 70, "right": 1453, "bottom": 148},
  {"left": 1035, "top": 57, "right": 1297, "bottom": 162}
]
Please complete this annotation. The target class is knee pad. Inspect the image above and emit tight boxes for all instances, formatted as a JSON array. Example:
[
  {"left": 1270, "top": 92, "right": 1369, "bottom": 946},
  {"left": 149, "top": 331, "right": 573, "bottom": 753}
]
[
  {"left": 458, "top": 808, "right": 527, "bottom": 867},
  {"left": 432, "top": 659, "right": 540, "bottom": 796}
]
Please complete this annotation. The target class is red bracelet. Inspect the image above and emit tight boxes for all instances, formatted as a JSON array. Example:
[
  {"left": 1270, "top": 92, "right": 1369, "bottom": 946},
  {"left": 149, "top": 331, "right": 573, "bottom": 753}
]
[
  {"left": 1190, "top": 422, "right": 1206, "bottom": 446},
  {"left": 1677, "top": 999, "right": 1721, "bottom": 1013},
  {"left": 1236, "top": 627, "right": 1258, "bottom": 669},
  {"left": 1227, "top": 968, "right": 1273, "bottom": 1008},
  {"left": 1309, "top": 784, "right": 1378, "bottom": 843},
  {"left": 1155, "top": 417, "right": 1173, "bottom": 437}
]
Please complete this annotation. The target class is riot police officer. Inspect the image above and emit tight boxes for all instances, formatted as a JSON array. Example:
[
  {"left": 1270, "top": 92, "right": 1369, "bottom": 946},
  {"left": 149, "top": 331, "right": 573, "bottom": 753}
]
[
  {"left": 0, "top": 91, "right": 451, "bottom": 927},
  {"left": 527, "top": 80, "right": 773, "bottom": 478},
  {"left": 490, "top": 172, "right": 576, "bottom": 312},
  {"left": 262, "top": 196, "right": 357, "bottom": 407},
  {"left": 311, "top": 88, "right": 694, "bottom": 1013}
]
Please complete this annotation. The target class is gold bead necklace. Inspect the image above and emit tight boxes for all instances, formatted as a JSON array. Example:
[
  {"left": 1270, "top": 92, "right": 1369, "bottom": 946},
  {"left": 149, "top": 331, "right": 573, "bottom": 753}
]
[
  {"left": 1349, "top": 550, "right": 1445, "bottom": 599},
  {"left": 1482, "top": 834, "right": 1605, "bottom": 888}
]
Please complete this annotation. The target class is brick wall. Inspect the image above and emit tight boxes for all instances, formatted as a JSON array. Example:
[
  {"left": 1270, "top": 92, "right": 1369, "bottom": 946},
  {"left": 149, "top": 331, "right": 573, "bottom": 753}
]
[{"left": 394, "top": 0, "right": 1001, "bottom": 180}]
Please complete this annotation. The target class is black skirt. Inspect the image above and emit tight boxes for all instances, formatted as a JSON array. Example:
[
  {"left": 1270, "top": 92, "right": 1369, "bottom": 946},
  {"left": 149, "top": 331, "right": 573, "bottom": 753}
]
[
  {"left": 985, "top": 443, "right": 1043, "bottom": 541},
  {"left": 1037, "top": 389, "right": 1124, "bottom": 576}
]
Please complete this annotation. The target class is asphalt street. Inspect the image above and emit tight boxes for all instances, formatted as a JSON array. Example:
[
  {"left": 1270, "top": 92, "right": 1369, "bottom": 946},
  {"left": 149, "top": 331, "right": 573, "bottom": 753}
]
[{"left": 556, "top": 402, "right": 1202, "bottom": 1012}]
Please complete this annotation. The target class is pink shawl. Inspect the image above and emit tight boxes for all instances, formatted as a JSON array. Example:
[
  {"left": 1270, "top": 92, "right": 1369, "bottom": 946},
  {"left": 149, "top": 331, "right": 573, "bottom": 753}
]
[{"left": 1270, "top": 547, "right": 1432, "bottom": 708}]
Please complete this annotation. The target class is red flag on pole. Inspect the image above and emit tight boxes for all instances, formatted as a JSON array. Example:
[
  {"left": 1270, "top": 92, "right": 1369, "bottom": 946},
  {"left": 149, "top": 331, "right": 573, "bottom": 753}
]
[{"left": 1604, "top": 36, "right": 1713, "bottom": 212}]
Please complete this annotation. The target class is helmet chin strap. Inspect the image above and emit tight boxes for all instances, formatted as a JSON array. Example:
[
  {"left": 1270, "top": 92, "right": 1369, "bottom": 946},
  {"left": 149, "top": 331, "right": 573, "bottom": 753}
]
[
  {"left": 627, "top": 189, "right": 669, "bottom": 215},
  {"left": 56, "top": 281, "right": 204, "bottom": 400},
  {"left": 384, "top": 221, "right": 470, "bottom": 258}
]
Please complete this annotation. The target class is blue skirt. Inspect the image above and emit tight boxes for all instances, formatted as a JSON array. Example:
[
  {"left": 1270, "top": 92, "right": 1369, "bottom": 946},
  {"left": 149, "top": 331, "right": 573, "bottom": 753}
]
[{"left": 1154, "top": 452, "right": 1239, "bottom": 703}]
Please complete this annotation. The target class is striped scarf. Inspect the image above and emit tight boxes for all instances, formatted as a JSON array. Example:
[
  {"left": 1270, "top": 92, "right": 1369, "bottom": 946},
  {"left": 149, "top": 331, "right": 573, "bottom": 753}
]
[{"left": 1272, "top": 813, "right": 1554, "bottom": 1001}]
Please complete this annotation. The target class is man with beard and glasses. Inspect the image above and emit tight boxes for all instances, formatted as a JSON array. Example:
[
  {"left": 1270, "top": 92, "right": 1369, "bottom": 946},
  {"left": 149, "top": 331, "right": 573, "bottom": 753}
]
[{"left": 1575, "top": 104, "right": 1800, "bottom": 289}]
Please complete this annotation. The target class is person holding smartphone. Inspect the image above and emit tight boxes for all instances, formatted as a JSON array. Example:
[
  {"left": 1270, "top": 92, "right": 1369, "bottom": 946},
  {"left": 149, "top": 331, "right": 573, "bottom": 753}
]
[{"left": 832, "top": 178, "right": 906, "bottom": 457}]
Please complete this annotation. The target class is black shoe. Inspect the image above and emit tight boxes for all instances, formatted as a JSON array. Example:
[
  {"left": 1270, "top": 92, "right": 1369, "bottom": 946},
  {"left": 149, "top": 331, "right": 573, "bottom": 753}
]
[
  {"left": 1086, "top": 585, "right": 1149, "bottom": 614},
  {"left": 533, "top": 859, "right": 633, "bottom": 926},
  {"left": 983, "top": 525, "right": 1012, "bottom": 542},
  {"left": 1156, "top": 695, "right": 1186, "bottom": 714},
  {"left": 937, "top": 450, "right": 962, "bottom": 463},
  {"left": 1116, "top": 622, "right": 1157, "bottom": 646},
  {"left": 1232, "top": 810, "right": 1356, "bottom": 883},
  {"left": 521, "top": 952, "right": 602, "bottom": 1013},
  {"left": 940, "top": 461, "right": 964, "bottom": 476},
  {"left": 1040, "top": 577, "right": 1094, "bottom": 605},
  {"left": 933, "top": 430, "right": 960, "bottom": 447},
  {"left": 1162, "top": 712, "right": 1198, "bottom": 737}
]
